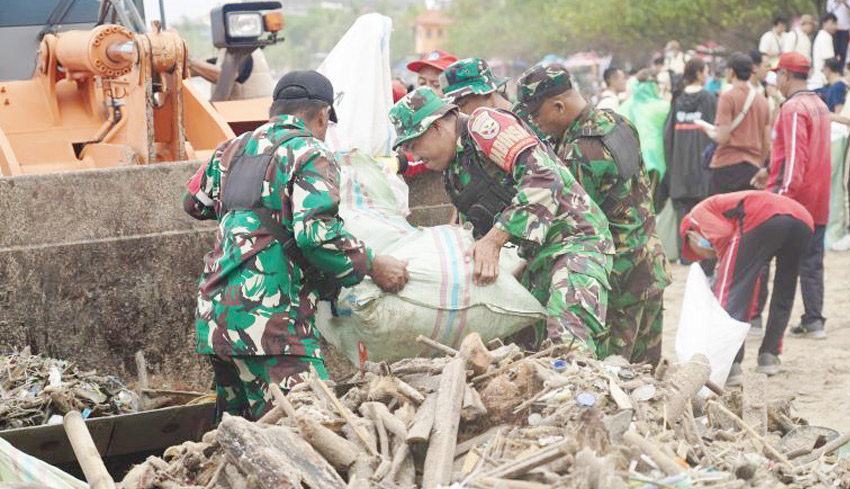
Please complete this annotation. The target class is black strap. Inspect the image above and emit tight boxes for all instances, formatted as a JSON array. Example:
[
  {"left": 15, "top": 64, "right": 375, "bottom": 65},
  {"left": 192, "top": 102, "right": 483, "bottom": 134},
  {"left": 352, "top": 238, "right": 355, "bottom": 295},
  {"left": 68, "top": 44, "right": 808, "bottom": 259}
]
[
  {"left": 445, "top": 124, "right": 517, "bottom": 236},
  {"left": 572, "top": 111, "right": 643, "bottom": 205},
  {"left": 218, "top": 131, "right": 342, "bottom": 300},
  {"left": 219, "top": 132, "right": 301, "bottom": 215}
]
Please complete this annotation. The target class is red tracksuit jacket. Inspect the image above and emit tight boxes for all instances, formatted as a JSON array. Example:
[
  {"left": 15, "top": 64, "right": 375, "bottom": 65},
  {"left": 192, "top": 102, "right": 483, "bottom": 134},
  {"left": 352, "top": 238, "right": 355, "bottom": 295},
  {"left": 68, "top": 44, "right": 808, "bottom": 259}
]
[
  {"left": 680, "top": 191, "right": 814, "bottom": 263},
  {"left": 680, "top": 191, "right": 813, "bottom": 306},
  {"left": 767, "top": 91, "right": 831, "bottom": 225}
]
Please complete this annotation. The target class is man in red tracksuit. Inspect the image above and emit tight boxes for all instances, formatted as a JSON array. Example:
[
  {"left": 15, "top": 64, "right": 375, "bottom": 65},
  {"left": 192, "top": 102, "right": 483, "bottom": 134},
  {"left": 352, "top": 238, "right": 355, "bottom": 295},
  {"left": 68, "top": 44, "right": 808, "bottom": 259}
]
[
  {"left": 681, "top": 191, "right": 813, "bottom": 386},
  {"left": 753, "top": 52, "right": 831, "bottom": 340}
]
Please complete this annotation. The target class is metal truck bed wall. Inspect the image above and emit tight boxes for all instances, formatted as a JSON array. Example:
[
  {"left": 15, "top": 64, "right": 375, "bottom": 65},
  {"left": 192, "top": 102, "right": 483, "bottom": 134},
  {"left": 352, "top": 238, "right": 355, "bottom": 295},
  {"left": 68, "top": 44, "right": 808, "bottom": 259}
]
[{"left": 0, "top": 403, "right": 215, "bottom": 466}]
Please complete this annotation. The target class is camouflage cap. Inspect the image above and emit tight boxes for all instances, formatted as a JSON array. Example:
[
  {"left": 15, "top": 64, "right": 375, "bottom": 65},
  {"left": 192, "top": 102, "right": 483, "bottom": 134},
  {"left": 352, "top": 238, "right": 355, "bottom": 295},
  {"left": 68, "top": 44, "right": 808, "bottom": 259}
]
[
  {"left": 440, "top": 58, "right": 509, "bottom": 102},
  {"left": 513, "top": 63, "right": 573, "bottom": 118},
  {"left": 389, "top": 87, "right": 457, "bottom": 150}
]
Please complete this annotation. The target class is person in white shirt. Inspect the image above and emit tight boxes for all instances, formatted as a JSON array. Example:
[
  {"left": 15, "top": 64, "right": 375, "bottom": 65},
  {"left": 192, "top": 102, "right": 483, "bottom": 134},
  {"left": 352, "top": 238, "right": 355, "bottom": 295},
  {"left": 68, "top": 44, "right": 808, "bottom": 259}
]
[
  {"left": 828, "top": 0, "right": 850, "bottom": 63},
  {"left": 597, "top": 67, "right": 627, "bottom": 110},
  {"left": 811, "top": 13, "right": 839, "bottom": 89},
  {"left": 783, "top": 14, "right": 816, "bottom": 61},
  {"left": 759, "top": 16, "right": 788, "bottom": 64},
  {"left": 664, "top": 40, "right": 688, "bottom": 75}
]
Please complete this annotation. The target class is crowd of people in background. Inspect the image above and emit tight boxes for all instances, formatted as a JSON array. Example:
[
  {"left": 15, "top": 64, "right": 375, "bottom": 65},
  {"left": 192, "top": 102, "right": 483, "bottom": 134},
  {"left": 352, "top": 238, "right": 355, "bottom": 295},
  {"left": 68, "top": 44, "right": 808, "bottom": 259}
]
[
  {"left": 387, "top": 5, "right": 850, "bottom": 387},
  {"left": 602, "top": 10, "right": 846, "bottom": 385}
]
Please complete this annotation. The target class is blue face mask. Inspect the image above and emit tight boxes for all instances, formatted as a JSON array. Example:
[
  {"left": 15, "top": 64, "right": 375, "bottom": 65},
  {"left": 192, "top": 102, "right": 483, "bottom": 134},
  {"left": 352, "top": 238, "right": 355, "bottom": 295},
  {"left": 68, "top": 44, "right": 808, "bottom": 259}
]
[{"left": 697, "top": 236, "right": 713, "bottom": 250}]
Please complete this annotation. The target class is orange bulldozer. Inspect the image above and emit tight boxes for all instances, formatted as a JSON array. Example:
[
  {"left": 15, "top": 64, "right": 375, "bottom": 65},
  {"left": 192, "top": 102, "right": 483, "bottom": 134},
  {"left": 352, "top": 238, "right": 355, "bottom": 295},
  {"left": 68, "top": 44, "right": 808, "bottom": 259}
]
[
  {"left": 0, "top": 0, "right": 284, "bottom": 176},
  {"left": 0, "top": 0, "right": 293, "bottom": 433}
]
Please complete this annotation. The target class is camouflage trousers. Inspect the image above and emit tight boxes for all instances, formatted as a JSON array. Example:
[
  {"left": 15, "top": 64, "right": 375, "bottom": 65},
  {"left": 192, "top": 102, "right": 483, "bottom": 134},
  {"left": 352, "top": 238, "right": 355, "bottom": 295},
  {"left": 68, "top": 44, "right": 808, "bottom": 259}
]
[
  {"left": 522, "top": 254, "right": 609, "bottom": 355},
  {"left": 209, "top": 354, "right": 329, "bottom": 422},
  {"left": 599, "top": 293, "right": 664, "bottom": 367}
]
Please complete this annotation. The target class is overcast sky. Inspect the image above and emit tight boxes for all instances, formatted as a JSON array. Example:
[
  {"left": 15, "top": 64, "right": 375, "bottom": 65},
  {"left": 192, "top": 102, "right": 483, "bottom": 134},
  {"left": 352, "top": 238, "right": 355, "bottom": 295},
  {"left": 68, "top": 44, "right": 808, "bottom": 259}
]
[{"left": 141, "top": 0, "right": 221, "bottom": 24}]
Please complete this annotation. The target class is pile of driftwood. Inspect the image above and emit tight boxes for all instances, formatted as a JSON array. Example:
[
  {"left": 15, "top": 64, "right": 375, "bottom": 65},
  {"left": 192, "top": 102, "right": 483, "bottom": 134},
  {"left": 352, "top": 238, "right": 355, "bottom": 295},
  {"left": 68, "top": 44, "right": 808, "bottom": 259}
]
[
  {"left": 0, "top": 348, "right": 138, "bottom": 429},
  {"left": 118, "top": 334, "right": 850, "bottom": 489}
]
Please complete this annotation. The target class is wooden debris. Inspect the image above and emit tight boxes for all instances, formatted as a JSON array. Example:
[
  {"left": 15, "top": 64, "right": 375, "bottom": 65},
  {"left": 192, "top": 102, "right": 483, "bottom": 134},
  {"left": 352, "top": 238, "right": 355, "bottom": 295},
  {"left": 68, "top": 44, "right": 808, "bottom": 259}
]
[
  {"left": 742, "top": 372, "right": 768, "bottom": 436},
  {"left": 114, "top": 334, "right": 850, "bottom": 489},
  {"left": 64, "top": 411, "right": 116, "bottom": 489},
  {"left": 308, "top": 365, "right": 378, "bottom": 456},
  {"left": 460, "top": 332, "right": 494, "bottom": 375},
  {"left": 217, "top": 415, "right": 346, "bottom": 488},
  {"left": 422, "top": 356, "right": 467, "bottom": 489},
  {"left": 406, "top": 393, "right": 437, "bottom": 444},
  {"left": 707, "top": 400, "right": 793, "bottom": 469},
  {"left": 416, "top": 334, "right": 458, "bottom": 357},
  {"left": 664, "top": 353, "right": 712, "bottom": 426},
  {"left": 795, "top": 429, "right": 850, "bottom": 465},
  {"left": 475, "top": 440, "right": 569, "bottom": 479},
  {"left": 623, "top": 430, "right": 683, "bottom": 476}
]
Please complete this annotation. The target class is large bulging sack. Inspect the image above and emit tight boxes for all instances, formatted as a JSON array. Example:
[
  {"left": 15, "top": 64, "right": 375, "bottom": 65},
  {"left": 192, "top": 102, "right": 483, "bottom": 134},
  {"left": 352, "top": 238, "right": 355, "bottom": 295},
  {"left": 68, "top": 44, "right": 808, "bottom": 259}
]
[{"left": 315, "top": 152, "right": 546, "bottom": 365}]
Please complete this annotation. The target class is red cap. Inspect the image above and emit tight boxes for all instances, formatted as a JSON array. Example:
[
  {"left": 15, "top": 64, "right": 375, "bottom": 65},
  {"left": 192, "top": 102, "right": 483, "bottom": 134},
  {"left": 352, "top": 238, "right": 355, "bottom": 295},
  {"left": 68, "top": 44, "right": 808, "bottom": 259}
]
[
  {"left": 392, "top": 79, "right": 408, "bottom": 103},
  {"left": 771, "top": 52, "right": 811, "bottom": 75},
  {"left": 406, "top": 50, "right": 458, "bottom": 73}
]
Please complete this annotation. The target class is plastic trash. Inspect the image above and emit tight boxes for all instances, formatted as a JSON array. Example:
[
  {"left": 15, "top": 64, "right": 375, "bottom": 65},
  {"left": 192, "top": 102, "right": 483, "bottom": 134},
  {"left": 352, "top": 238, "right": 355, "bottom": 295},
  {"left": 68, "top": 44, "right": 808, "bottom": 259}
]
[{"left": 675, "top": 264, "right": 750, "bottom": 389}]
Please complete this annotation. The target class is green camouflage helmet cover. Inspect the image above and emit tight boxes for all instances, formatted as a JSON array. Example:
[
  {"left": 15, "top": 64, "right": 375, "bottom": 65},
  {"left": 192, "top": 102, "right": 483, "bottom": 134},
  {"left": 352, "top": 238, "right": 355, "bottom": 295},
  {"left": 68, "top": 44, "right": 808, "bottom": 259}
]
[
  {"left": 389, "top": 86, "right": 457, "bottom": 150},
  {"left": 514, "top": 63, "right": 573, "bottom": 118},
  {"left": 440, "top": 58, "right": 509, "bottom": 102}
]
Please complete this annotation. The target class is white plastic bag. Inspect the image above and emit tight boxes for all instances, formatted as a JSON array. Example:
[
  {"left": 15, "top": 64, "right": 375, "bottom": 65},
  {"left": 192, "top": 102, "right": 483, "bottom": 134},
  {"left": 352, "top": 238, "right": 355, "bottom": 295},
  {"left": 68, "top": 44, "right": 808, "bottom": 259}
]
[
  {"left": 0, "top": 436, "right": 88, "bottom": 489},
  {"left": 317, "top": 14, "right": 396, "bottom": 156},
  {"left": 675, "top": 264, "right": 750, "bottom": 387}
]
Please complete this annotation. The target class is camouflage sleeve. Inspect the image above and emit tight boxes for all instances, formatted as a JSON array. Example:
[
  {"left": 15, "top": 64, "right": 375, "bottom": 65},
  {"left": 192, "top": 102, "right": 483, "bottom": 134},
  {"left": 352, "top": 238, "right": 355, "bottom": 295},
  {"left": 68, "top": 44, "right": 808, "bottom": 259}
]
[
  {"left": 495, "top": 146, "right": 610, "bottom": 247},
  {"left": 496, "top": 144, "right": 613, "bottom": 285},
  {"left": 182, "top": 147, "right": 223, "bottom": 220},
  {"left": 493, "top": 146, "right": 560, "bottom": 245},
  {"left": 291, "top": 149, "right": 373, "bottom": 287}
]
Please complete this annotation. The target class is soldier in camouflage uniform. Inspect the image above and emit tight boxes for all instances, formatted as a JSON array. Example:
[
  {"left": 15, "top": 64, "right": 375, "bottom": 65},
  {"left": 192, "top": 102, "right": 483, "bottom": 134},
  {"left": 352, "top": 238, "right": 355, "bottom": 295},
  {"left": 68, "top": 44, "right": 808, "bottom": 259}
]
[
  {"left": 514, "top": 64, "right": 671, "bottom": 366},
  {"left": 390, "top": 87, "right": 615, "bottom": 354},
  {"left": 184, "top": 71, "right": 408, "bottom": 421},
  {"left": 441, "top": 58, "right": 513, "bottom": 114}
]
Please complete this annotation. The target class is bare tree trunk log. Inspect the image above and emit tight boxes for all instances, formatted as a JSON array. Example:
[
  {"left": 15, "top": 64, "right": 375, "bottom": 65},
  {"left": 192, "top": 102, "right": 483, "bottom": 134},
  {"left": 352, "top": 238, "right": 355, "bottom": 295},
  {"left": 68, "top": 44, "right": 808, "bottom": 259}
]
[{"left": 217, "top": 415, "right": 346, "bottom": 488}]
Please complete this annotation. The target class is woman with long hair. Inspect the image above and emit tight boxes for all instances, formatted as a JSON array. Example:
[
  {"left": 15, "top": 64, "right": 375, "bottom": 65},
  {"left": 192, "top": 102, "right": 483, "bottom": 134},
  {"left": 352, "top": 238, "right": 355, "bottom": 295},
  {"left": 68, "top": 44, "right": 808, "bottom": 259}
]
[{"left": 664, "top": 57, "right": 717, "bottom": 263}]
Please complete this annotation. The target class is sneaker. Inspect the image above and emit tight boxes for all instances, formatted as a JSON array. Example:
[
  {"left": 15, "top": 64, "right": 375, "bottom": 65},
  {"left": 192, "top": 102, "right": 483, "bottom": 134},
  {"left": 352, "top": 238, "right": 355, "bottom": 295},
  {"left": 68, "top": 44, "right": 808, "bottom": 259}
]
[
  {"left": 790, "top": 319, "right": 827, "bottom": 340},
  {"left": 830, "top": 234, "right": 850, "bottom": 251},
  {"left": 749, "top": 316, "right": 763, "bottom": 337},
  {"left": 756, "top": 353, "right": 781, "bottom": 376},
  {"left": 726, "top": 363, "right": 743, "bottom": 387}
]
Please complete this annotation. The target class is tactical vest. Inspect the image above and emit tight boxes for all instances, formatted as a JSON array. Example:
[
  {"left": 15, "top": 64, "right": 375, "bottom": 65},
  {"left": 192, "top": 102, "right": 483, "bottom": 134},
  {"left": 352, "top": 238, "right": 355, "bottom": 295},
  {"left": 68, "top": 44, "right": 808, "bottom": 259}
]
[
  {"left": 444, "top": 121, "right": 517, "bottom": 236},
  {"left": 444, "top": 112, "right": 561, "bottom": 236},
  {"left": 218, "top": 130, "right": 342, "bottom": 301},
  {"left": 574, "top": 110, "right": 642, "bottom": 203}
]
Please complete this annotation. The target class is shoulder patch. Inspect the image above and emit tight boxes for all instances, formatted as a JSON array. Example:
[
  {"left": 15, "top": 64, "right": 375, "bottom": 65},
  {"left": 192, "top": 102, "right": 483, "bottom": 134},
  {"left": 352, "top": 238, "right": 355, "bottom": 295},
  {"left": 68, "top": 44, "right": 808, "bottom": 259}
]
[{"left": 468, "top": 108, "right": 537, "bottom": 172}]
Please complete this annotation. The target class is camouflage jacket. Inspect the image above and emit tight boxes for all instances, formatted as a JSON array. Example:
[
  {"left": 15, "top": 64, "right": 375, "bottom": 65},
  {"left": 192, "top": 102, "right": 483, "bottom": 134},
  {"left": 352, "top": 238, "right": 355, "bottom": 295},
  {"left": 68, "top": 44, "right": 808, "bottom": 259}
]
[
  {"left": 555, "top": 107, "right": 671, "bottom": 303},
  {"left": 183, "top": 115, "right": 373, "bottom": 358},
  {"left": 446, "top": 108, "right": 615, "bottom": 286}
]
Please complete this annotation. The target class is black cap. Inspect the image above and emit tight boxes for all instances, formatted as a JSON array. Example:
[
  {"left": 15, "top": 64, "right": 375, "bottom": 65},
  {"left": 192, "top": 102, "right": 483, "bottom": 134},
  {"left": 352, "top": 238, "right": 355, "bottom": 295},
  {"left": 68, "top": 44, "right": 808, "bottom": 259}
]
[{"left": 273, "top": 70, "right": 338, "bottom": 123}]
